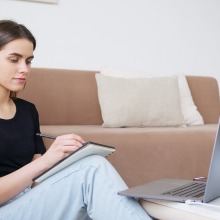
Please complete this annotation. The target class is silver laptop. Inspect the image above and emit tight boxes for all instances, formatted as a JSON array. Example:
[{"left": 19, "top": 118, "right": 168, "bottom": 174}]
[{"left": 118, "top": 118, "right": 220, "bottom": 203}]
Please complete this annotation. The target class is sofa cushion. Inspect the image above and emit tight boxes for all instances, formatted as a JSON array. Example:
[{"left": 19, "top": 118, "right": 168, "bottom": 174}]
[
  {"left": 100, "top": 67, "right": 204, "bottom": 126},
  {"left": 95, "top": 74, "right": 185, "bottom": 127},
  {"left": 177, "top": 73, "right": 204, "bottom": 125},
  {"left": 40, "top": 124, "right": 217, "bottom": 187}
]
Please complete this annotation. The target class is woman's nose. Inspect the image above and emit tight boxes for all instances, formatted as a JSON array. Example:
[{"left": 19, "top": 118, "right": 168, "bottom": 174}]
[{"left": 18, "top": 61, "right": 29, "bottom": 74}]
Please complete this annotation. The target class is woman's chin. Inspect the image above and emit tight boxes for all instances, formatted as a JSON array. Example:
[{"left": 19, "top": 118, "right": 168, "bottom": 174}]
[{"left": 10, "top": 85, "right": 26, "bottom": 93}]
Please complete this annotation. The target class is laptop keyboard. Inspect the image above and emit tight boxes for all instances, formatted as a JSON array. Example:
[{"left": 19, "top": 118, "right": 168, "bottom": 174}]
[{"left": 162, "top": 182, "right": 206, "bottom": 198}]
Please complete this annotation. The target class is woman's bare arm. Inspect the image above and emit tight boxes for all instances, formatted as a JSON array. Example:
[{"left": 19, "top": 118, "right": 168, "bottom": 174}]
[
  {"left": 0, "top": 155, "right": 51, "bottom": 205},
  {"left": 0, "top": 134, "right": 85, "bottom": 205}
]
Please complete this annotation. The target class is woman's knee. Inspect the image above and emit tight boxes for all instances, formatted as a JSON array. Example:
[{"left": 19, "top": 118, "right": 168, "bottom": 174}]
[
  {"left": 37, "top": 155, "right": 113, "bottom": 186},
  {"left": 81, "top": 155, "right": 110, "bottom": 167}
]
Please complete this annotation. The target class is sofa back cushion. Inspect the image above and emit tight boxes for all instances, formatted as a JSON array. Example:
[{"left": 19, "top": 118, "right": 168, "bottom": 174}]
[
  {"left": 18, "top": 68, "right": 220, "bottom": 125},
  {"left": 19, "top": 68, "right": 102, "bottom": 125},
  {"left": 187, "top": 76, "right": 220, "bottom": 123}
]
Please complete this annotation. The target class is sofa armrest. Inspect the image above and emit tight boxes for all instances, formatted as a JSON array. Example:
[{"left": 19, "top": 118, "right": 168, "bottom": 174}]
[{"left": 187, "top": 76, "right": 220, "bottom": 123}]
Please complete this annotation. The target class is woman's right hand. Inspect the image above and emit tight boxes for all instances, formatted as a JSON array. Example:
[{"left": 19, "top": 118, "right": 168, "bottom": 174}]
[{"left": 41, "top": 134, "right": 85, "bottom": 169}]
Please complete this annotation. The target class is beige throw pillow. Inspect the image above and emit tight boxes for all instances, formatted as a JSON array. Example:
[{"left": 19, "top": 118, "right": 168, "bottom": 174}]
[
  {"left": 100, "top": 67, "right": 204, "bottom": 126},
  {"left": 95, "top": 74, "right": 185, "bottom": 127},
  {"left": 177, "top": 73, "right": 204, "bottom": 125}
]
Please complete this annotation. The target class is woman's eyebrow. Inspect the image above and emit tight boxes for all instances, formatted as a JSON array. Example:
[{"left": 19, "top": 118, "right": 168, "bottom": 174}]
[{"left": 9, "top": 52, "right": 34, "bottom": 59}]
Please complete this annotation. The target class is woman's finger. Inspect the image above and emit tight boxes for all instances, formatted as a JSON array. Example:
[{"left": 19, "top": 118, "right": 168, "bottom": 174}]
[
  {"left": 55, "top": 139, "right": 83, "bottom": 148},
  {"left": 56, "top": 134, "right": 85, "bottom": 143}
]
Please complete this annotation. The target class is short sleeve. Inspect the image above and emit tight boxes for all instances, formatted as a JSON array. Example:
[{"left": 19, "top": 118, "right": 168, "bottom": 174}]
[{"left": 32, "top": 105, "right": 46, "bottom": 154}]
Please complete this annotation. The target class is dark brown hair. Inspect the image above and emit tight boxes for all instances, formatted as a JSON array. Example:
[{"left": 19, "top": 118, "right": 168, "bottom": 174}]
[{"left": 0, "top": 20, "right": 36, "bottom": 99}]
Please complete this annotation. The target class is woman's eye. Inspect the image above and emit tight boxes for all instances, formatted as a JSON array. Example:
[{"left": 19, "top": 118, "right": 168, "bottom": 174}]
[
  {"left": 9, "top": 58, "right": 18, "bottom": 63},
  {"left": 26, "top": 60, "right": 32, "bottom": 65}
]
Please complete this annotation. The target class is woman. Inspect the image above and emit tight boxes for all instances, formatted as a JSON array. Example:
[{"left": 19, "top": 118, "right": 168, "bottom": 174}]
[{"left": 0, "top": 20, "right": 151, "bottom": 220}]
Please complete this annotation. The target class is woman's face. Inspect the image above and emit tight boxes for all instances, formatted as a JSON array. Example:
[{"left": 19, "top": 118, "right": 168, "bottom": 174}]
[{"left": 0, "top": 38, "right": 34, "bottom": 95}]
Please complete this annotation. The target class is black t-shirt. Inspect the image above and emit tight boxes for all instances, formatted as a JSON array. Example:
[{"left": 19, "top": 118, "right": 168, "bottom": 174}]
[{"left": 0, "top": 98, "right": 46, "bottom": 177}]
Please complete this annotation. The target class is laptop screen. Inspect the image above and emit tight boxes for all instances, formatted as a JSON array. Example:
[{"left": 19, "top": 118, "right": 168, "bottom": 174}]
[{"left": 204, "top": 117, "right": 220, "bottom": 202}]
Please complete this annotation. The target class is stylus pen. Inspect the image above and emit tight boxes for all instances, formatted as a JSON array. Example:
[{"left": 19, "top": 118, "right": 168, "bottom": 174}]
[{"left": 36, "top": 133, "right": 56, "bottom": 139}]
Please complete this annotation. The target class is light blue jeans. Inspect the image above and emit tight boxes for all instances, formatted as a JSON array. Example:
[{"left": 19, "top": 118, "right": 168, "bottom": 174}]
[{"left": 0, "top": 155, "right": 151, "bottom": 220}]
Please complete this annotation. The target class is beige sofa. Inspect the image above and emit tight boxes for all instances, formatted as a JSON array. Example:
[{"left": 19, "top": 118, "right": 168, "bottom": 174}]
[{"left": 19, "top": 68, "right": 220, "bottom": 187}]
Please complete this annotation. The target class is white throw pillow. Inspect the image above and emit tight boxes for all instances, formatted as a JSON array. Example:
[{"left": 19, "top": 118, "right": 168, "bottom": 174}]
[
  {"left": 95, "top": 74, "right": 185, "bottom": 128},
  {"left": 100, "top": 67, "right": 204, "bottom": 126},
  {"left": 176, "top": 73, "right": 204, "bottom": 125}
]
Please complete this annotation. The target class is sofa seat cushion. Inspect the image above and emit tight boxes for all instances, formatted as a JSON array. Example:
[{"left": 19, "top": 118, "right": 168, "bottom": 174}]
[
  {"left": 40, "top": 124, "right": 217, "bottom": 187},
  {"left": 40, "top": 124, "right": 217, "bottom": 149}
]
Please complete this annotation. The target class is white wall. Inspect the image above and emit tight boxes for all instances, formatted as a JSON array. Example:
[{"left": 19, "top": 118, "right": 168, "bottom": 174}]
[{"left": 0, "top": 0, "right": 220, "bottom": 84}]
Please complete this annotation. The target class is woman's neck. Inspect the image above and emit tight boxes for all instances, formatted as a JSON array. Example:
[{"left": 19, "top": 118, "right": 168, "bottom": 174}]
[
  {"left": 0, "top": 88, "right": 11, "bottom": 105},
  {"left": 0, "top": 90, "right": 16, "bottom": 120}
]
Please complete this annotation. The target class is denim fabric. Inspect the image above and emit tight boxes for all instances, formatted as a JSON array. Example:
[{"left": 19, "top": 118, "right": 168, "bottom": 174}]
[{"left": 0, "top": 155, "right": 151, "bottom": 220}]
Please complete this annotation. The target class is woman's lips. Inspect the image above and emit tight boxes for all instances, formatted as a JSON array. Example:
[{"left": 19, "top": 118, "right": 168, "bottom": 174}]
[{"left": 13, "top": 78, "right": 26, "bottom": 83}]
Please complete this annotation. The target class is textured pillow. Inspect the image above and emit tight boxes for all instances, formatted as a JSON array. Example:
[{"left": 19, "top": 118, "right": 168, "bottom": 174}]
[
  {"left": 177, "top": 73, "right": 204, "bottom": 125},
  {"left": 100, "top": 67, "right": 204, "bottom": 126},
  {"left": 95, "top": 74, "right": 185, "bottom": 127}
]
